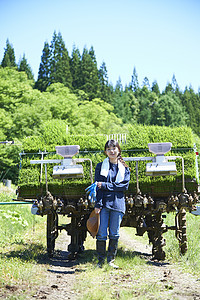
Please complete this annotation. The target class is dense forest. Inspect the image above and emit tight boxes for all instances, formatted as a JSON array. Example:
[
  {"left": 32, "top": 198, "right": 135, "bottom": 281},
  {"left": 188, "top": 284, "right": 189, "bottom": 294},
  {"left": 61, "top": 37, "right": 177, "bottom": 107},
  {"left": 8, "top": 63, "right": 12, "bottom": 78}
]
[{"left": 0, "top": 31, "right": 200, "bottom": 183}]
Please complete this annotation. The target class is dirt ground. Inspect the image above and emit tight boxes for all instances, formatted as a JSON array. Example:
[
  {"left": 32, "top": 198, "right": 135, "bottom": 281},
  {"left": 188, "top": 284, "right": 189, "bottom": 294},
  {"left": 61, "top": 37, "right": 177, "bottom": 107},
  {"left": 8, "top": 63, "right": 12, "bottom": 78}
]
[
  {"left": 30, "top": 231, "right": 79, "bottom": 300},
  {"left": 28, "top": 229, "right": 200, "bottom": 300},
  {"left": 2, "top": 229, "right": 200, "bottom": 299},
  {"left": 119, "top": 228, "right": 200, "bottom": 300}
]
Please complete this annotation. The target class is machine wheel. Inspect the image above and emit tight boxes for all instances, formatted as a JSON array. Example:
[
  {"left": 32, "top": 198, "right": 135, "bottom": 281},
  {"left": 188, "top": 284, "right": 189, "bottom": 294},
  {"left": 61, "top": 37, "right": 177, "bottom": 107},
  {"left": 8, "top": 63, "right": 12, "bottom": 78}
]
[
  {"left": 47, "top": 212, "right": 58, "bottom": 258},
  {"left": 152, "top": 235, "right": 166, "bottom": 261},
  {"left": 147, "top": 212, "right": 166, "bottom": 261},
  {"left": 177, "top": 209, "right": 187, "bottom": 254},
  {"left": 67, "top": 215, "right": 87, "bottom": 259}
]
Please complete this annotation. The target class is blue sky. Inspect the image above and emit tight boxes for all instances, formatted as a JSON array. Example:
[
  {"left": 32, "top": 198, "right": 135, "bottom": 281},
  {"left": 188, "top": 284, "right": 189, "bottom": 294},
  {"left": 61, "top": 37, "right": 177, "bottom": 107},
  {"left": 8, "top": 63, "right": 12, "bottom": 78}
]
[{"left": 0, "top": 0, "right": 200, "bottom": 92}]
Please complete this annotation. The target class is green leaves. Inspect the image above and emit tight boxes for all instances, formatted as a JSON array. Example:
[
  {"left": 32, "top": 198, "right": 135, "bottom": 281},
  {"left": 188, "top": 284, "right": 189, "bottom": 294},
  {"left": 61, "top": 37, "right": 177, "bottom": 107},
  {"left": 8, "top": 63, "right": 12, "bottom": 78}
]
[
  {"left": 0, "top": 210, "right": 28, "bottom": 227},
  {"left": 152, "top": 92, "right": 188, "bottom": 126}
]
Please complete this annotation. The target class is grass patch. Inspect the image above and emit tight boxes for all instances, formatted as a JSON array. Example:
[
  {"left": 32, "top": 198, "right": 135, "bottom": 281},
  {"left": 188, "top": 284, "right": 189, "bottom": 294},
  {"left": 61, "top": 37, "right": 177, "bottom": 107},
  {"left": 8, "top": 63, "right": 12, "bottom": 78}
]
[
  {"left": 74, "top": 210, "right": 200, "bottom": 299},
  {"left": 120, "top": 226, "right": 149, "bottom": 244},
  {"left": 75, "top": 235, "right": 163, "bottom": 300},
  {"left": 164, "top": 212, "right": 200, "bottom": 275},
  {"left": 0, "top": 187, "right": 48, "bottom": 298},
  {"left": 119, "top": 212, "right": 200, "bottom": 276}
]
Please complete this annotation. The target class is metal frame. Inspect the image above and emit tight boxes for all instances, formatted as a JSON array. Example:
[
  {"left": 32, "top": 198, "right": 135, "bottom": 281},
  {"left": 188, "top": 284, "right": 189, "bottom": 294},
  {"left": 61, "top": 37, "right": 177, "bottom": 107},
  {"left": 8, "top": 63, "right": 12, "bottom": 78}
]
[
  {"left": 124, "top": 155, "right": 185, "bottom": 193},
  {"left": 30, "top": 157, "right": 93, "bottom": 193}
]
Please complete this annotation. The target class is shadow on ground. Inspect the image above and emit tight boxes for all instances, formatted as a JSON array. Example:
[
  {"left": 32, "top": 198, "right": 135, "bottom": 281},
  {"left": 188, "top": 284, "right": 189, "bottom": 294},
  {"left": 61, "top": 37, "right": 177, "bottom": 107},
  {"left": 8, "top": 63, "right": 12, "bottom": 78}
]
[{"left": 2, "top": 240, "right": 169, "bottom": 271}]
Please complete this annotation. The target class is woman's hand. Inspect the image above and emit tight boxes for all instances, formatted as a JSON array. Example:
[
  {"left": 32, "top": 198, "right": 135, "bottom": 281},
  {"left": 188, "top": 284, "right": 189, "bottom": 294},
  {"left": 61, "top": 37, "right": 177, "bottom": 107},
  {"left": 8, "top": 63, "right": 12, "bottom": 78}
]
[
  {"left": 97, "top": 182, "right": 102, "bottom": 189},
  {"left": 95, "top": 207, "right": 101, "bottom": 214}
]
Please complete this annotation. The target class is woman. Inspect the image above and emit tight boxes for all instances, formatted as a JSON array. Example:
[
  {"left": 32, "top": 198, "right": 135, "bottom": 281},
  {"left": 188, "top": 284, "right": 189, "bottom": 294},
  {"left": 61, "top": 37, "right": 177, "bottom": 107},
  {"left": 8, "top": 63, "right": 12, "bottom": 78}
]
[{"left": 94, "top": 139, "right": 130, "bottom": 268}]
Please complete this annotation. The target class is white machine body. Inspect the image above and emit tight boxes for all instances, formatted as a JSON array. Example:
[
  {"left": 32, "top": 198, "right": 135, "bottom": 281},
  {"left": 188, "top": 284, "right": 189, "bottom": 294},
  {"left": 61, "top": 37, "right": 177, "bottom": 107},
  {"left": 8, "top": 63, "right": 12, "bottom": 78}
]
[
  {"left": 52, "top": 158, "right": 83, "bottom": 179},
  {"left": 146, "top": 142, "right": 177, "bottom": 176},
  {"left": 52, "top": 145, "right": 83, "bottom": 178}
]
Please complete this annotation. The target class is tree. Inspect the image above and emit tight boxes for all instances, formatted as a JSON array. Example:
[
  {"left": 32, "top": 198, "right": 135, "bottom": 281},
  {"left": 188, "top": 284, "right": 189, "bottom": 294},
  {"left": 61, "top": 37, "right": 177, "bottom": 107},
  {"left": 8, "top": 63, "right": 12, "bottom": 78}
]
[
  {"left": 130, "top": 67, "right": 139, "bottom": 93},
  {"left": 181, "top": 87, "right": 200, "bottom": 134},
  {"left": 0, "top": 67, "right": 34, "bottom": 111},
  {"left": 70, "top": 45, "right": 82, "bottom": 90},
  {"left": 71, "top": 98, "right": 122, "bottom": 134},
  {"left": 49, "top": 31, "right": 72, "bottom": 89},
  {"left": 0, "top": 142, "right": 22, "bottom": 184},
  {"left": 1, "top": 39, "right": 17, "bottom": 68},
  {"left": 0, "top": 67, "right": 51, "bottom": 139},
  {"left": 0, "top": 108, "right": 13, "bottom": 140},
  {"left": 35, "top": 41, "right": 51, "bottom": 91},
  {"left": 98, "top": 61, "right": 111, "bottom": 102},
  {"left": 45, "top": 83, "right": 78, "bottom": 123},
  {"left": 172, "top": 74, "right": 179, "bottom": 92},
  {"left": 89, "top": 46, "right": 97, "bottom": 63},
  {"left": 171, "top": 74, "right": 182, "bottom": 97},
  {"left": 18, "top": 54, "right": 34, "bottom": 80},
  {"left": 11, "top": 100, "right": 52, "bottom": 139},
  {"left": 35, "top": 32, "right": 73, "bottom": 91},
  {"left": 128, "top": 90, "right": 140, "bottom": 123},
  {"left": 40, "top": 119, "right": 69, "bottom": 146},
  {"left": 153, "top": 92, "right": 188, "bottom": 126},
  {"left": 80, "top": 46, "right": 100, "bottom": 100},
  {"left": 111, "top": 79, "right": 133, "bottom": 123},
  {"left": 137, "top": 86, "right": 157, "bottom": 125},
  {"left": 164, "top": 82, "right": 173, "bottom": 94},
  {"left": 142, "top": 77, "right": 150, "bottom": 90},
  {"left": 151, "top": 80, "right": 160, "bottom": 95}
]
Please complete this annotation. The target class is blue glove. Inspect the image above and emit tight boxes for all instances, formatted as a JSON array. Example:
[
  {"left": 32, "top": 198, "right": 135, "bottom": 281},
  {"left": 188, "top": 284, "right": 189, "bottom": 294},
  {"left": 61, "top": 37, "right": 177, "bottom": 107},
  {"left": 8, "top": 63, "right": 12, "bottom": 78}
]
[
  {"left": 31, "top": 204, "right": 39, "bottom": 215},
  {"left": 85, "top": 181, "right": 98, "bottom": 202}
]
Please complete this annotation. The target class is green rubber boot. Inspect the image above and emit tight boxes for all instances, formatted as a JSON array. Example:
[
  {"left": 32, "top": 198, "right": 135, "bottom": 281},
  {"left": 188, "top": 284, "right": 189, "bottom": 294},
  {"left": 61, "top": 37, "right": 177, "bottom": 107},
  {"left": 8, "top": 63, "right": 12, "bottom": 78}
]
[
  {"left": 107, "top": 239, "right": 119, "bottom": 269},
  {"left": 96, "top": 240, "right": 106, "bottom": 268}
]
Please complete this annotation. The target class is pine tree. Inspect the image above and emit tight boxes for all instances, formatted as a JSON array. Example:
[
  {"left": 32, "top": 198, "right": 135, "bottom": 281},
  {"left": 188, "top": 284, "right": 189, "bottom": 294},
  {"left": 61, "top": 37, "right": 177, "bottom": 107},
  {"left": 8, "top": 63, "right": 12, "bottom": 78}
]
[
  {"left": 130, "top": 67, "right": 139, "bottom": 92},
  {"left": 49, "top": 31, "right": 72, "bottom": 89},
  {"left": 151, "top": 80, "right": 160, "bottom": 95},
  {"left": 35, "top": 41, "right": 51, "bottom": 91},
  {"left": 35, "top": 32, "right": 73, "bottom": 91},
  {"left": 172, "top": 74, "right": 179, "bottom": 91},
  {"left": 89, "top": 46, "right": 97, "bottom": 63},
  {"left": 137, "top": 86, "right": 153, "bottom": 125},
  {"left": 142, "top": 77, "right": 150, "bottom": 90},
  {"left": 181, "top": 87, "right": 200, "bottom": 134},
  {"left": 70, "top": 45, "right": 82, "bottom": 90},
  {"left": 171, "top": 74, "right": 181, "bottom": 97},
  {"left": 80, "top": 46, "right": 100, "bottom": 100},
  {"left": 1, "top": 39, "right": 17, "bottom": 68},
  {"left": 18, "top": 54, "right": 34, "bottom": 80},
  {"left": 112, "top": 78, "right": 123, "bottom": 114},
  {"left": 115, "top": 78, "right": 123, "bottom": 95},
  {"left": 98, "top": 61, "right": 111, "bottom": 102},
  {"left": 164, "top": 83, "right": 173, "bottom": 94},
  {"left": 111, "top": 79, "right": 133, "bottom": 123}
]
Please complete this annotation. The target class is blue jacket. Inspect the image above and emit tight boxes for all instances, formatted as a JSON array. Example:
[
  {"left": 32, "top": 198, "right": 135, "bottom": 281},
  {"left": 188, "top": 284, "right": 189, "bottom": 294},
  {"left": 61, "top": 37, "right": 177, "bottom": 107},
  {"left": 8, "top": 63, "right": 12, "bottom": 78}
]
[{"left": 94, "top": 161, "right": 130, "bottom": 214}]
